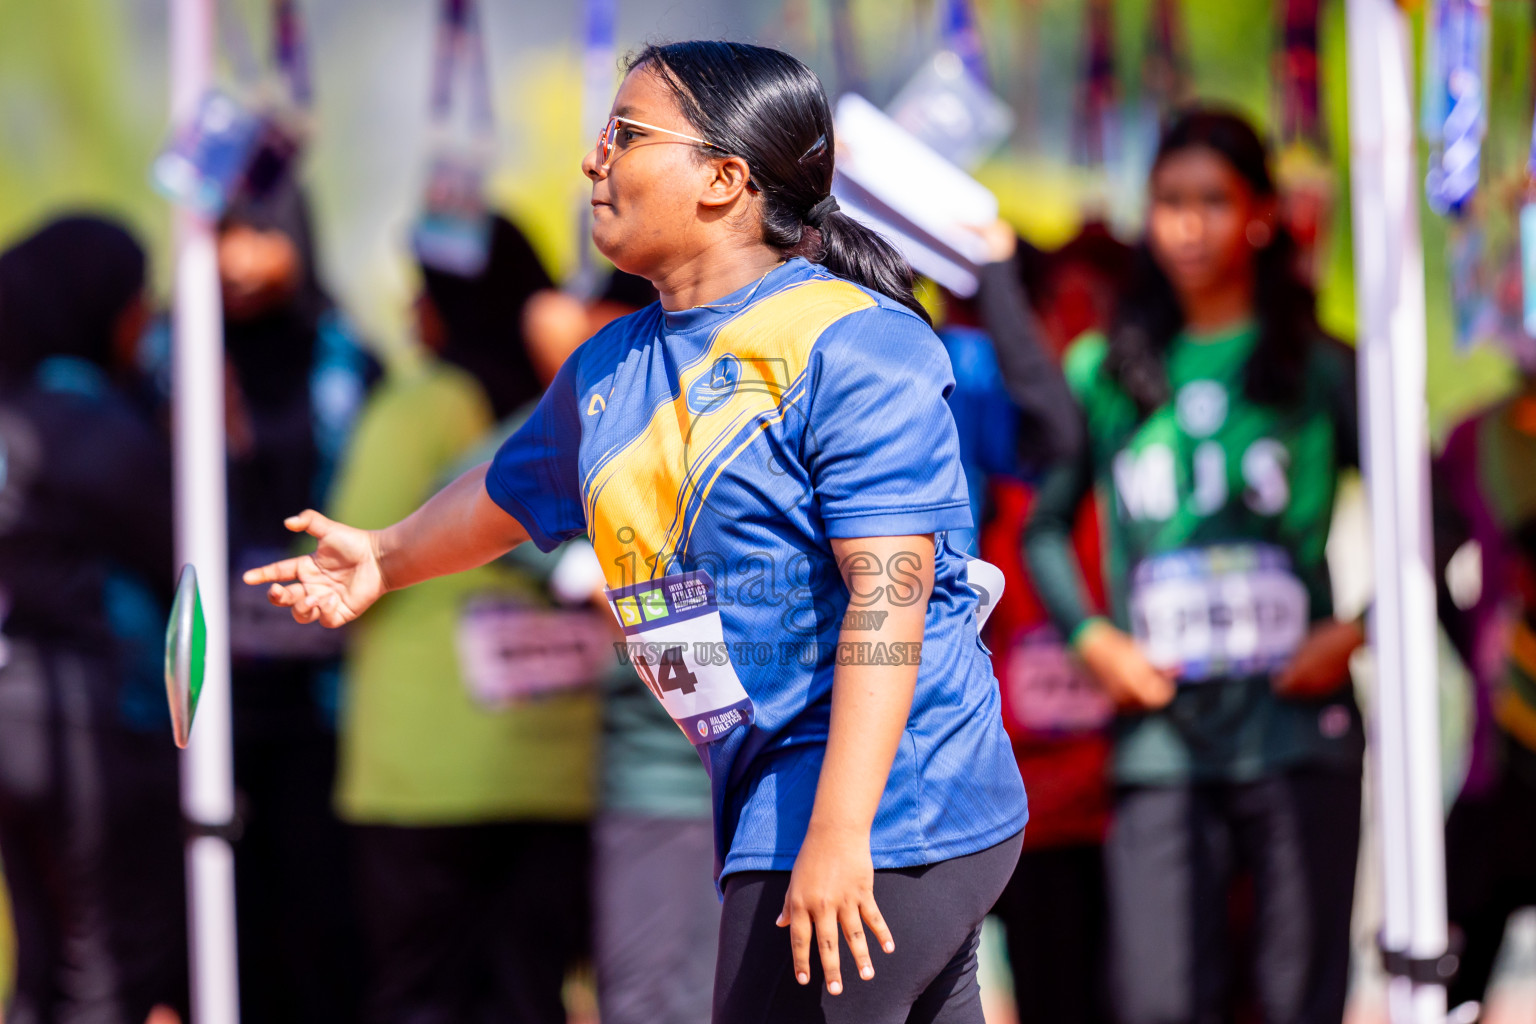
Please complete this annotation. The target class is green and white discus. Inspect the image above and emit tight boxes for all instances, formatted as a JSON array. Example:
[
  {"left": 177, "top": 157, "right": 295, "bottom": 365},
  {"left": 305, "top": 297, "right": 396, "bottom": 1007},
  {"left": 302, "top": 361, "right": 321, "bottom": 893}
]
[{"left": 164, "top": 564, "right": 207, "bottom": 749}]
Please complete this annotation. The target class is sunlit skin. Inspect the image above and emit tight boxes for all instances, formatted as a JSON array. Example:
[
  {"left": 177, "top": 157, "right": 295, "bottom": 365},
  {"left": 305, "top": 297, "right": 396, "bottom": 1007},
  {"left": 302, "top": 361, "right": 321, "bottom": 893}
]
[
  {"left": 1074, "top": 145, "right": 1363, "bottom": 709},
  {"left": 217, "top": 224, "right": 301, "bottom": 321},
  {"left": 581, "top": 67, "right": 781, "bottom": 311},
  {"left": 245, "top": 59, "right": 921, "bottom": 999}
]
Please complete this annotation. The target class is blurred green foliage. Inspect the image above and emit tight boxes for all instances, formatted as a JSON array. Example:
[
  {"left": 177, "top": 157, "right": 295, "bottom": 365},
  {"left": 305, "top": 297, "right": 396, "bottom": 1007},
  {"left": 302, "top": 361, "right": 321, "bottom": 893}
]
[{"left": 0, "top": 0, "right": 170, "bottom": 290}]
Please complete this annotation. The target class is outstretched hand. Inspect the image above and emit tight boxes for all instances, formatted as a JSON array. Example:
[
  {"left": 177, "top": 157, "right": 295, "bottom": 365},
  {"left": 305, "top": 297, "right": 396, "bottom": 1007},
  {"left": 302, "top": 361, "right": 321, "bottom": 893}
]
[{"left": 241, "top": 510, "right": 387, "bottom": 628}]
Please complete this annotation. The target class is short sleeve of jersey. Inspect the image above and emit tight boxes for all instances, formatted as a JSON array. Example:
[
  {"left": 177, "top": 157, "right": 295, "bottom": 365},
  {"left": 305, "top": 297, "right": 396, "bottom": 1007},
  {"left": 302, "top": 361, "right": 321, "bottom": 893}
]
[
  {"left": 806, "top": 305, "right": 973, "bottom": 538},
  {"left": 485, "top": 356, "right": 586, "bottom": 552}
]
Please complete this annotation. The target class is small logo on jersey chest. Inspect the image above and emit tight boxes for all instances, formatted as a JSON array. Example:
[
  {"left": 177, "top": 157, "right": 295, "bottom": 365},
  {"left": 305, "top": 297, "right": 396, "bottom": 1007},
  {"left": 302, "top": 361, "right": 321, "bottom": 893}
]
[
  {"left": 1176, "top": 380, "right": 1228, "bottom": 438},
  {"left": 686, "top": 354, "right": 741, "bottom": 415}
]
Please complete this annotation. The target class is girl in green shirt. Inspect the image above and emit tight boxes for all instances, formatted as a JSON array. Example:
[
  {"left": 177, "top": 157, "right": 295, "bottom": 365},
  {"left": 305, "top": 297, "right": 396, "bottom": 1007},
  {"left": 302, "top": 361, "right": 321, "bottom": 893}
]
[{"left": 1024, "top": 110, "right": 1364, "bottom": 1024}]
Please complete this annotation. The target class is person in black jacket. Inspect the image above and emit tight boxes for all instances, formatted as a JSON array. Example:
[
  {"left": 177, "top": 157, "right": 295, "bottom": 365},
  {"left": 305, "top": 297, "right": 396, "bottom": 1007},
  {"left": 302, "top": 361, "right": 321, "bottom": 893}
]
[{"left": 0, "top": 215, "right": 187, "bottom": 1024}]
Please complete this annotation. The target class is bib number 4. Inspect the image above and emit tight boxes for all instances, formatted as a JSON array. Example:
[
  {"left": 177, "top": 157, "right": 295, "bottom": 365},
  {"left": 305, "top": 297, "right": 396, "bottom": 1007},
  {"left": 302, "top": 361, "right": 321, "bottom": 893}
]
[
  {"left": 633, "top": 645, "right": 700, "bottom": 698},
  {"left": 607, "top": 569, "right": 754, "bottom": 745}
]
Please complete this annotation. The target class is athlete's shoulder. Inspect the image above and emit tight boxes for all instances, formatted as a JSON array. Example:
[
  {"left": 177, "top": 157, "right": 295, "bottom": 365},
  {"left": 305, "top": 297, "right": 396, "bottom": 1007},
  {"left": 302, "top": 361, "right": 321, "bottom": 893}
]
[
  {"left": 791, "top": 266, "right": 939, "bottom": 350},
  {"left": 565, "top": 302, "right": 663, "bottom": 386},
  {"left": 809, "top": 300, "right": 950, "bottom": 387},
  {"left": 703, "top": 265, "right": 891, "bottom": 374}
]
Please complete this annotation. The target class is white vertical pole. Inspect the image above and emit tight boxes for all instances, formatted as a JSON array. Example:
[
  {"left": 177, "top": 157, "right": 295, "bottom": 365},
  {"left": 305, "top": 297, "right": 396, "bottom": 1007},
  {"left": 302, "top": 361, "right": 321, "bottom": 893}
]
[
  {"left": 1345, "top": 1, "right": 1448, "bottom": 1022},
  {"left": 169, "top": 0, "right": 241, "bottom": 1021}
]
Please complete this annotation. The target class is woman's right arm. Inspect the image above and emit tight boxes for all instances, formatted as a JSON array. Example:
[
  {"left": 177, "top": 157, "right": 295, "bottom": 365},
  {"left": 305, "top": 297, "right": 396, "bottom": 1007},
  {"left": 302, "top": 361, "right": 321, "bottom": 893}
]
[
  {"left": 249, "top": 348, "right": 592, "bottom": 628},
  {"left": 243, "top": 464, "right": 529, "bottom": 628},
  {"left": 1023, "top": 444, "right": 1175, "bottom": 710},
  {"left": 375, "top": 462, "right": 529, "bottom": 587},
  {"left": 976, "top": 251, "right": 1084, "bottom": 468},
  {"left": 1021, "top": 445, "right": 1096, "bottom": 636}
]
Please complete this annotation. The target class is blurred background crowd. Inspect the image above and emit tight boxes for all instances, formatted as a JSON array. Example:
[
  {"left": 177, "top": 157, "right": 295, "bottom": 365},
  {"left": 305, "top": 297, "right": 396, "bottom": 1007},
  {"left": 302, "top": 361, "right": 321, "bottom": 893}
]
[{"left": 3, "top": 1, "right": 1536, "bottom": 1023}]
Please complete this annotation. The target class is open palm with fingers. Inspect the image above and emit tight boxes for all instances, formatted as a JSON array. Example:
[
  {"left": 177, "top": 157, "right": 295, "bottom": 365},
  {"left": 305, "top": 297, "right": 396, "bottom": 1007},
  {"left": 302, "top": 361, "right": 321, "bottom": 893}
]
[{"left": 241, "top": 509, "right": 387, "bottom": 628}]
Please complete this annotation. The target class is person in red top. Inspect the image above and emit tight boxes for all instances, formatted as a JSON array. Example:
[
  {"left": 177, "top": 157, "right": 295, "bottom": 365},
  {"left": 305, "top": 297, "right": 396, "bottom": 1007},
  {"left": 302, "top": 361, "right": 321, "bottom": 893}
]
[{"left": 973, "top": 222, "right": 1131, "bottom": 1024}]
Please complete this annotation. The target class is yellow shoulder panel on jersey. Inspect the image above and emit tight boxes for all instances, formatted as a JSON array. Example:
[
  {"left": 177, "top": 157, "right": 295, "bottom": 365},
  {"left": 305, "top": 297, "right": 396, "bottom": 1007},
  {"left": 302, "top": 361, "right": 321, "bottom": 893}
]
[{"left": 584, "top": 279, "right": 875, "bottom": 585}]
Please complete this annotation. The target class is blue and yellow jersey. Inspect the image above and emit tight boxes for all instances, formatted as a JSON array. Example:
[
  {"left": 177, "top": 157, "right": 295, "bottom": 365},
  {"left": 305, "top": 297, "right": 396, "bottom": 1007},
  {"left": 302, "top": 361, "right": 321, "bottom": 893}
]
[{"left": 487, "top": 258, "right": 1027, "bottom": 876}]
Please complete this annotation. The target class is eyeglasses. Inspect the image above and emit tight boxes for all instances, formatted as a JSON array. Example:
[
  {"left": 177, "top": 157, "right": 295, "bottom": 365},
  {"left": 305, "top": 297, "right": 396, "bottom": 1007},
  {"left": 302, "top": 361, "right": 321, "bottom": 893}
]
[{"left": 594, "top": 116, "right": 725, "bottom": 171}]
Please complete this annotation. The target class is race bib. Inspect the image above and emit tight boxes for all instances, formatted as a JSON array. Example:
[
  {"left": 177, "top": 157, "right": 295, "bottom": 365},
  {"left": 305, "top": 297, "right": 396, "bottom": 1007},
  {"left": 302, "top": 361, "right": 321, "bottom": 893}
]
[
  {"left": 606, "top": 570, "right": 754, "bottom": 746},
  {"left": 1128, "top": 544, "right": 1309, "bottom": 682},
  {"left": 456, "top": 597, "right": 612, "bottom": 708},
  {"left": 1002, "top": 628, "right": 1112, "bottom": 735},
  {"left": 965, "top": 557, "right": 1005, "bottom": 633}
]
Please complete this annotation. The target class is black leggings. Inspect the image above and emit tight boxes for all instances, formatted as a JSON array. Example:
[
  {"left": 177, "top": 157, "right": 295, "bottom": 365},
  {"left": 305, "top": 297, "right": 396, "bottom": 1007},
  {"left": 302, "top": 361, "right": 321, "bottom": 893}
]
[
  {"left": 1107, "top": 768, "right": 1361, "bottom": 1024},
  {"left": 714, "top": 830, "right": 1023, "bottom": 1024},
  {"left": 990, "top": 843, "right": 1108, "bottom": 1024},
  {"left": 353, "top": 821, "right": 591, "bottom": 1024},
  {"left": 0, "top": 644, "right": 187, "bottom": 1024},
  {"left": 1444, "top": 738, "right": 1536, "bottom": 1009}
]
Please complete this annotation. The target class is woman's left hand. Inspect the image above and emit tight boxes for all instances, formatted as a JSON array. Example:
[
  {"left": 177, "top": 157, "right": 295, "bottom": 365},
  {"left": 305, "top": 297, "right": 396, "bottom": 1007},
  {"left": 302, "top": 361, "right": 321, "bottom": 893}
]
[
  {"left": 1273, "top": 618, "right": 1365, "bottom": 698},
  {"left": 777, "top": 821, "right": 895, "bottom": 995},
  {"left": 964, "top": 219, "right": 1018, "bottom": 264}
]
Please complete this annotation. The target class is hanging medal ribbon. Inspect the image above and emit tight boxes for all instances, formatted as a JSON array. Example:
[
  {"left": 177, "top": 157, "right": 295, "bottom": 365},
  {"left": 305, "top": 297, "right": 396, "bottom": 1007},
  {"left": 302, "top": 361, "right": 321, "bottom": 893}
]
[
  {"left": 1277, "top": 0, "right": 1323, "bottom": 151},
  {"left": 830, "top": 0, "right": 864, "bottom": 96},
  {"left": 1144, "top": 0, "right": 1187, "bottom": 116},
  {"left": 573, "top": 0, "right": 618, "bottom": 291},
  {"left": 429, "top": 0, "right": 495, "bottom": 138},
  {"left": 241, "top": 0, "right": 312, "bottom": 200},
  {"left": 1424, "top": 0, "right": 1489, "bottom": 217},
  {"left": 1273, "top": 0, "right": 1332, "bottom": 287},
  {"left": 1421, "top": 0, "right": 1492, "bottom": 349},
  {"left": 942, "top": 0, "right": 988, "bottom": 86},
  {"left": 581, "top": 0, "right": 618, "bottom": 155},
  {"left": 152, "top": 0, "right": 309, "bottom": 214},
  {"left": 1073, "top": 0, "right": 1117, "bottom": 170},
  {"left": 884, "top": 0, "right": 1015, "bottom": 171},
  {"left": 413, "top": 0, "right": 496, "bottom": 276},
  {"left": 272, "top": 0, "right": 313, "bottom": 110}
]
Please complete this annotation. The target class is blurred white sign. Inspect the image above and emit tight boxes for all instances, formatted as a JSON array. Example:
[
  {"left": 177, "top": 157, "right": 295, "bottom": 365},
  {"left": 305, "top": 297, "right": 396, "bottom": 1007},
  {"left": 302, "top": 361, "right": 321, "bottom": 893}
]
[{"left": 831, "top": 92, "right": 999, "bottom": 296}]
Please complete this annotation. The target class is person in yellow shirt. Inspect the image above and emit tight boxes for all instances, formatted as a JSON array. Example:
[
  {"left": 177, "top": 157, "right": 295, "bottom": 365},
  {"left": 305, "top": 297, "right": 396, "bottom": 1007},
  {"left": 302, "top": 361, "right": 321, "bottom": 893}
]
[{"left": 332, "top": 214, "right": 598, "bottom": 1024}]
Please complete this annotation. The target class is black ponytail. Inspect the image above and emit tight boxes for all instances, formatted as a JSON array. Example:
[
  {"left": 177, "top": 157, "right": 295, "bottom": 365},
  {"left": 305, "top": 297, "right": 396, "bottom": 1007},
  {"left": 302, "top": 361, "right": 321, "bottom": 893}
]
[{"left": 627, "top": 41, "right": 930, "bottom": 324}]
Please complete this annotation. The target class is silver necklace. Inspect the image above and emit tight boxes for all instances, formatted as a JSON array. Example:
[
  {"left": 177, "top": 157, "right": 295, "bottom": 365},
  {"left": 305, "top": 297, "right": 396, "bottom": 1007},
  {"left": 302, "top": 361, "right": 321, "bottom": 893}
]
[{"left": 689, "top": 261, "right": 787, "bottom": 312}]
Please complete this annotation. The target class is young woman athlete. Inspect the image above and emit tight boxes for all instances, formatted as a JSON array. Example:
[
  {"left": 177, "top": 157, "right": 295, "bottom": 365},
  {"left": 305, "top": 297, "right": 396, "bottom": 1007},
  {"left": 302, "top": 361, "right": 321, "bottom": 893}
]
[
  {"left": 246, "top": 40, "right": 1027, "bottom": 1023},
  {"left": 1024, "top": 110, "right": 1364, "bottom": 1024}
]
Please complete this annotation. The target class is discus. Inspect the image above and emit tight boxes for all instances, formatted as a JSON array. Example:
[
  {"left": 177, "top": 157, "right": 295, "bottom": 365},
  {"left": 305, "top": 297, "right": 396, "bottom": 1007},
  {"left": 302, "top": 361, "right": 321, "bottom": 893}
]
[{"left": 164, "top": 564, "right": 207, "bottom": 749}]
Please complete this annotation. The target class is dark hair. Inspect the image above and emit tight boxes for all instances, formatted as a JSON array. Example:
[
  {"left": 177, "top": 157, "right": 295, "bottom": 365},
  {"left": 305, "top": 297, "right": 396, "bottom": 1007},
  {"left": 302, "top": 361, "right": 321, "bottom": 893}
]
[
  {"left": 1104, "top": 107, "right": 1319, "bottom": 416},
  {"left": 420, "top": 213, "right": 554, "bottom": 419},
  {"left": 0, "top": 214, "right": 146, "bottom": 380},
  {"left": 626, "top": 40, "right": 929, "bottom": 323}
]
